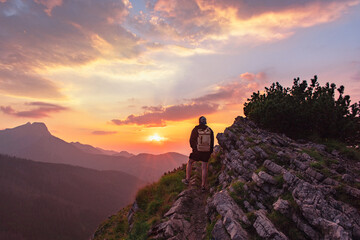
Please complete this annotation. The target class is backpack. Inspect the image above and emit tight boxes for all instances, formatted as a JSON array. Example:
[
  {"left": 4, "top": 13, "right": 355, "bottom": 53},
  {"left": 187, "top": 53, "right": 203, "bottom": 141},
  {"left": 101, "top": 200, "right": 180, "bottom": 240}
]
[{"left": 197, "top": 127, "right": 211, "bottom": 152}]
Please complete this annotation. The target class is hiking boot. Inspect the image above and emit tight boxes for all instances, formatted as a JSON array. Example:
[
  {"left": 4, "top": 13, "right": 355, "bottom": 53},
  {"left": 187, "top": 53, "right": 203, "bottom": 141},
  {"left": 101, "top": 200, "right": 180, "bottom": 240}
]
[{"left": 182, "top": 179, "right": 189, "bottom": 186}]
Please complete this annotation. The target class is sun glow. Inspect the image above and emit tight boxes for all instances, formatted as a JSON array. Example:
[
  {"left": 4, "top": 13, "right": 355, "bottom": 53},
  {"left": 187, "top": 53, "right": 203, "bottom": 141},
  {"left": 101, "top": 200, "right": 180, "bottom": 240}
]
[{"left": 147, "top": 133, "right": 167, "bottom": 142}]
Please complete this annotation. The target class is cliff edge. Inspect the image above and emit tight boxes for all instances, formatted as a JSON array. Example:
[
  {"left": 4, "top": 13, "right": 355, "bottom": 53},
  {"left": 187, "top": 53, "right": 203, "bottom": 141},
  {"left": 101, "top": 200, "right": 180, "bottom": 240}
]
[{"left": 93, "top": 117, "right": 360, "bottom": 240}]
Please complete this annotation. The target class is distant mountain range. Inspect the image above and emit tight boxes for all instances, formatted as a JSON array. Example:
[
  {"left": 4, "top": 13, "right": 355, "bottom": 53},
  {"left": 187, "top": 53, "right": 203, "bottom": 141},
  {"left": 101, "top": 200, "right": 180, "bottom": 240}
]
[
  {"left": 70, "top": 141, "right": 134, "bottom": 158},
  {"left": 0, "top": 154, "right": 145, "bottom": 240},
  {"left": 0, "top": 122, "right": 188, "bottom": 182}
]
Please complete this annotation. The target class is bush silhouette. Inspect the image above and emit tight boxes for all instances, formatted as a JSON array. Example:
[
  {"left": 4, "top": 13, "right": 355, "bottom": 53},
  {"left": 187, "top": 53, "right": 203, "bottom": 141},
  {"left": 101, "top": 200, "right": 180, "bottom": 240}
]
[{"left": 244, "top": 75, "right": 360, "bottom": 143}]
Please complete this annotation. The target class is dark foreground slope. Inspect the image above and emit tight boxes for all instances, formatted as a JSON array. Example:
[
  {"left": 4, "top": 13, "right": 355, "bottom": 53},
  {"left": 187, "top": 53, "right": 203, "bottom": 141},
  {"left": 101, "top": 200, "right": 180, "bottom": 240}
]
[
  {"left": 0, "top": 154, "right": 145, "bottom": 240},
  {"left": 93, "top": 117, "right": 360, "bottom": 240}
]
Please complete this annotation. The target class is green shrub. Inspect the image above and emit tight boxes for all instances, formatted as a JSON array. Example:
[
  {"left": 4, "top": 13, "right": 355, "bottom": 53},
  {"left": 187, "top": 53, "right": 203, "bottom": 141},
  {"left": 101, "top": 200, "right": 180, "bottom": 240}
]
[{"left": 244, "top": 76, "right": 360, "bottom": 142}]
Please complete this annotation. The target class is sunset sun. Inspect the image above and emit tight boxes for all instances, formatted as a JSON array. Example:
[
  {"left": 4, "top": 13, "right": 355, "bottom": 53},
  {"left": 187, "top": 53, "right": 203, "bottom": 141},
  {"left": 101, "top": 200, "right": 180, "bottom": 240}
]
[{"left": 147, "top": 133, "right": 166, "bottom": 142}]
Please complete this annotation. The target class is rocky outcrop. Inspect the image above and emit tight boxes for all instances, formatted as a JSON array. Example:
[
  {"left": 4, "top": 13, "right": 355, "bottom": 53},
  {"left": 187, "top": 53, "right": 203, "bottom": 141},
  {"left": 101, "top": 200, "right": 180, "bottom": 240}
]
[
  {"left": 107, "top": 116, "right": 360, "bottom": 240},
  {"left": 253, "top": 209, "right": 288, "bottom": 240},
  {"left": 211, "top": 117, "right": 360, "bottom": 240},
  {"left": 207, "top": 190, "right": 250, "bottom": 240},
  {"left": 149, "top": 188, "right": 207, "bottom": 240}
]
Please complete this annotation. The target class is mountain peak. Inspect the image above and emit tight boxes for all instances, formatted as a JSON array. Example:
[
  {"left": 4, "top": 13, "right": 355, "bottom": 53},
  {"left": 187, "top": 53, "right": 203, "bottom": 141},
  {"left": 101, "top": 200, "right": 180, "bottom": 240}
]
[{"left": 12, "top": 122, "right": 51, "bottom": 136}]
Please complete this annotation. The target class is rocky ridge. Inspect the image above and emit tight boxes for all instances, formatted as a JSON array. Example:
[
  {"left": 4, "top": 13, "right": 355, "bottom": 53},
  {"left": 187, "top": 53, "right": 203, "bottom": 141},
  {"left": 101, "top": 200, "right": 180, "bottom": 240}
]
[{"left": 94, "top": 116, "right": 360, "bottom": 240}]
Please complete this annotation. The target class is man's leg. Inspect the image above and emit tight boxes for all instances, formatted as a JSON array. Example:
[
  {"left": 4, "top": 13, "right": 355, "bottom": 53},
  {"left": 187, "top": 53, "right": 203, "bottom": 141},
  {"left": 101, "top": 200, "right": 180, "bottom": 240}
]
[
  {"left": 186, "top": 158, "right": 194, "bottom": 181},
  {"left": 201, "top": 161, "right": 208, "bottom": 188}
]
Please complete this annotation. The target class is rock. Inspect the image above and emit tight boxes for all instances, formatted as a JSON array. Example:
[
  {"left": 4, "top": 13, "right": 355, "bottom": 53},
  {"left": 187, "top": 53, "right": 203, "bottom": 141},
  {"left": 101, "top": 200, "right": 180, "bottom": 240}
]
[
  {"left": 253, "top": 209, "right": 288, "bottom": 240},
  {"left": 341, "top": 174, "right": 353, "bottom": 183},
  {"left": 258, "top": 171, "right": 277, "bottom": 185},
  {"left": 253, "top": 146, "right": 269, "bottom": 159},
  {"left": 331, "top": 150, "right": 340, "bottom": 157},
  {"left": 301, "top": 152, "right": 312, "bottom": 161},
  {"left": 243, "top": 200, "right": 254, "bottom": 212},
  {"left": 212, "top": 219, "right": 231, "bottom": 240},
  {"left": 292, "top": 159, "right": 308, "bottom": 171},
  {"left": 219, "top": 172, "right": 229, "bottom": 185},
  {"left": 208, "top": 190, "right": 250, "bottom": 239},
  {"left": 127, "top": 201, "right": 139, "bottom": 229},
  {"left": 273, "top": 199, "right": 290, "bottom": 215},
  {"left": 319, "top": 219, "right": 351, "bottom": 240},
  {"left": 305, "top": 167, "right": 324, "bottom": 181},
  {"left": 344, "top": 185, "right": 360, "bottom": 199},
  {"left": 223, "top": 214, "right": 249, "bottom": 240},
  {"left": 282, "top": 171, "right": 300, "bottom": 188},
  {"left": 243, "top": 148, "right": 256, "bottom": 160},
  {"left": 323, "top": 177, "right": 339, "bottom": 186},
  {"left": 209, "top": 190, "right": 250, "bottom": 225},
  {"left": 264, "top": 160, "right": 286, "bottom": 174},
  {"left": 252, "top": 172, "right": 264, "bottom": 186},
  {"left": 150, "top": 188, "right": 206, "bottom": 239},
  {"left": 291, "top": 213, "right": 321, "bottom": 240}
]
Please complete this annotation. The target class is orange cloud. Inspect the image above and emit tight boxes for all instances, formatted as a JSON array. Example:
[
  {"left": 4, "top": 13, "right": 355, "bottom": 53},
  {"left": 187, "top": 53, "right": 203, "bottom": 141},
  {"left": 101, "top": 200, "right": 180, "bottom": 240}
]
[
  {"left": 0, "top": 102, "right": 68, "bottom": 118},
  {"left": 143, "top": 0, "right": 360, "bottom": 43}
]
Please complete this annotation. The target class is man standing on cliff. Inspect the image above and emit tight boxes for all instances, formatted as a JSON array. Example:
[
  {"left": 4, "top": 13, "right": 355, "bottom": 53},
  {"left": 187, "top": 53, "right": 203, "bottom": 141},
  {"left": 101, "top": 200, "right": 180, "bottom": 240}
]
[{"left": 182, "top": 116, "right": 214, "bottom": 191}]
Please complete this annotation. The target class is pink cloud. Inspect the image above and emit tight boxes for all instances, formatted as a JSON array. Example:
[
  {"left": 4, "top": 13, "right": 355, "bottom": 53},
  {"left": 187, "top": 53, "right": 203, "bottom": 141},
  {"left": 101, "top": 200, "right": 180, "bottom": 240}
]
[
  {"left": 112, "top": 102, "right": 219, "bottom": 127},
  {"left": 0, "top": 69, "right": 64, "bottom": 99},
  {"left": 0, "top": 0, "right": 140, "bottom": 98},
  {"left": 34, "top": 0, "right": 63, "bottom": 15},
  {"left": 111, "top": 71, "right": 267, "bottom": 126},
  {"left": 92, "top": 130, "right": 117, "bottom": 135},
  {"left": 140, "top": 0, "right": 359, "bottom": 43},
  {"left": 0, "top": 102, "right": 68, "bottom": 118},
  {"left": 194, "top": 72, "right": 267, "bottom": 103},
  {"left": 142, "top": 105, "right": 164, "bottom": 112}
]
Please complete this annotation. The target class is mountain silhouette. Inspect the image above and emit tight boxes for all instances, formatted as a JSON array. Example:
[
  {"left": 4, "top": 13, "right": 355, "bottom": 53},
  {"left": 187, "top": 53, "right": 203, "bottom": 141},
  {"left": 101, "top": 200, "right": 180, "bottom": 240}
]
[
  {"left": 0, "top": 122, "right": 187, "bottom": 182},
  {"left": 0, "top": 154, "right": 145, "bottom": 240},
  {"left": 71, "top": 141, "right": 134, "bottom": 157}
]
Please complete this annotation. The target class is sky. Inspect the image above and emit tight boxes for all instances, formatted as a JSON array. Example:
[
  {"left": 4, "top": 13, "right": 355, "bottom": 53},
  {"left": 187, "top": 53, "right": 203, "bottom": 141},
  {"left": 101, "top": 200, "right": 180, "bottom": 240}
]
[{"left": 0, "top": 0, "right": 359, "bottom": 154}]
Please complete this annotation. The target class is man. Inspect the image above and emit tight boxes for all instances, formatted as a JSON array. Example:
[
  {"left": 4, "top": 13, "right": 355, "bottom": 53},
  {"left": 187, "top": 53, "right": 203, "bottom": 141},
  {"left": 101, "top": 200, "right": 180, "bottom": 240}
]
[{"left": 182, "top": 116, "right": 214, "bottom": 191}]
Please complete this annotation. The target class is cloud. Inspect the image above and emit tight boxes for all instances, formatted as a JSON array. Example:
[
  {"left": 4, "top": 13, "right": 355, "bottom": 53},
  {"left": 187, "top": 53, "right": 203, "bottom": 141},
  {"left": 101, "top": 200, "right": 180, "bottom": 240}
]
[
  {"left": 0, "top": 102, "right": 68, "bottom": 118},
  {"left": 0, "top": 0, "right": 141, "bottom": 98},
  {"left": 92, "top": 130, "right": 117, "bottom": 135},
  {"left": 34, "top": 0, "right": 63, "bottom": 15},
  {"left": 139, "top": 0, "right": 359, "bottom": 43},
  {"left": 0, "top": 68, "right": 64, "bottom": 99},
  {"left": 111, "top": 71, "right": 266, "bottom": 126},
  {"left": 194, "top": 72, "right": 267, "bottom": 103},
  {"left": 112, "top": 102, "right": 219, "bottom": 127}
]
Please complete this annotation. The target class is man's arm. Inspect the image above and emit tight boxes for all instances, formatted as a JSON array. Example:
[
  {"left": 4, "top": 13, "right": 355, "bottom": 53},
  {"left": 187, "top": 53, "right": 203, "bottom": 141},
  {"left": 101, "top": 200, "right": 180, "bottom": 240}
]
[
  {"left": 210, "top": 128, "right": 214, "bottom": 153},
  {"left": 189, "top": 127, "right": 198, "bottom": 150}
]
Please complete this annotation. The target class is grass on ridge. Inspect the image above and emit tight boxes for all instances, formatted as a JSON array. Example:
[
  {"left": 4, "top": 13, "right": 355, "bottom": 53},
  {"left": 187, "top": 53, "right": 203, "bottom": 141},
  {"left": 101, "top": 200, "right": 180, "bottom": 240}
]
[
  {"left": 93, "top": 167, "right": 186, "bottom": 240},
  {"left": 130, "top": 168, "right": 186, "bottom": 239}
]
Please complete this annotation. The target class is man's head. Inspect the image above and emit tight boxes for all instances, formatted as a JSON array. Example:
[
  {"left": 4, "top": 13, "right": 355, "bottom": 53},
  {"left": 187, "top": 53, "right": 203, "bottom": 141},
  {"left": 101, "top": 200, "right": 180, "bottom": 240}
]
[{"left": 199, "top": 116, "right": 207, "bottom": 125}]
